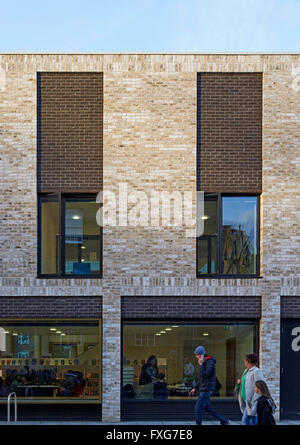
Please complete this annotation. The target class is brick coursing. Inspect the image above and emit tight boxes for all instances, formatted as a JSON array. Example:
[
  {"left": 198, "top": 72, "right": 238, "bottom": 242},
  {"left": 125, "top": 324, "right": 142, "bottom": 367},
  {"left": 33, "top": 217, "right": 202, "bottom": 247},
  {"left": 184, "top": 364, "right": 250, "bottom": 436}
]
[
  {"left": 0, "top": 297, "right": 102, "bottom": 318},
  {"left": 37, "top": 72, "right": 103, "bottom": 192},
  {"left": 198, "top": 73, "right": 262, "bottom": 193},
  {"left": 121, "top": 296, "right": 261, "bottom": 318},
  {"left": 281, "top": 296, "right": 300, "bottom": 318}
]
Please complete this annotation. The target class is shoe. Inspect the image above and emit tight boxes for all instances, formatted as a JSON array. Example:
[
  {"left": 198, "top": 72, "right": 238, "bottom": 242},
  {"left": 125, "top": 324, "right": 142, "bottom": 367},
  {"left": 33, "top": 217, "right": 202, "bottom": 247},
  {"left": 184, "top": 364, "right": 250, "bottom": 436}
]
[{"left": 221, "top": 420, "right": 231, "bottom": 425}]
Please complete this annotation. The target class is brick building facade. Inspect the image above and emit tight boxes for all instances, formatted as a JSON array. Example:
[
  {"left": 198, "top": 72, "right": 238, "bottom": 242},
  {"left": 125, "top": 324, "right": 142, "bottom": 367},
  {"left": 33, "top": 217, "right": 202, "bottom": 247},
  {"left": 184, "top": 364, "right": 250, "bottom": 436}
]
[{"left": 0, "top": 53, "right": 300, "bottom": 422}]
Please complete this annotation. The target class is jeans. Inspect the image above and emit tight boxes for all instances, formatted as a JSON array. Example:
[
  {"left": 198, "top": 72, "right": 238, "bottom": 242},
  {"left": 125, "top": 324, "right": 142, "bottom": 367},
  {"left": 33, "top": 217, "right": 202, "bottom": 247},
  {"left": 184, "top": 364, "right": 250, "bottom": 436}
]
[
  {"left": 242, "top": 407, "right": 257, "bottom": 425},
  {"left": 195, "top": 391, "right": 229, "bottom": 425}
]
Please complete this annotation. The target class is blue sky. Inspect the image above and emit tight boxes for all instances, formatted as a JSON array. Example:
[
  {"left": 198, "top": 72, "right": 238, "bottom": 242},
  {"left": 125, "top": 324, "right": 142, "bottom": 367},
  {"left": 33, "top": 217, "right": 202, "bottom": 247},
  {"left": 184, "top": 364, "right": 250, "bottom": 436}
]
[{"left": 0, "top": 0, "right": 299, "bottom": 52}]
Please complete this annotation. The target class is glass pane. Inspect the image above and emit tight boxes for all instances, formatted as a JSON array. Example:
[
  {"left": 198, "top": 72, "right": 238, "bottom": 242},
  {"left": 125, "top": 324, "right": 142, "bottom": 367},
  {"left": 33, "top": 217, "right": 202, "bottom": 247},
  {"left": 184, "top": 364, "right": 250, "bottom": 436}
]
[
  {"left": 0, "top": 322, "right": 101, "bottom": 401},
  {"left": 197, "top": 199, "right": 218, "bottom": 274},
  {"left": 41, "top": 196, "right": 59, "bottom": 275},
  {"left": 222, "top": 197, "right": 258, "bottom": 275},
  {"left": 122, "top": 323, "right": 255, "bottom": 400},
  {"left": 64, "top": 199, "right": 101, "bottom": 275}
]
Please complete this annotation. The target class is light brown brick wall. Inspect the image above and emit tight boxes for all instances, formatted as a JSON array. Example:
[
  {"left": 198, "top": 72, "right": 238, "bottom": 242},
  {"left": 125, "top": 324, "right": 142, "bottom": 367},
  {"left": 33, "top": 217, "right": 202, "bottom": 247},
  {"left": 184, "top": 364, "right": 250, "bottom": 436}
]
[{"left": 0, "top": 54, "right": 300, "bottom": 421}]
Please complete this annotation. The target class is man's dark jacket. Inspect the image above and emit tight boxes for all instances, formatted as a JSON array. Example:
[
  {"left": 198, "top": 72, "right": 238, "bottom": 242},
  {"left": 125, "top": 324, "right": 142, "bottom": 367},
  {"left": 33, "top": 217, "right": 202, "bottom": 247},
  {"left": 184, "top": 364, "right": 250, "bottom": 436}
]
[{"left": 194, "top": 356, "right": 216, "bottom": 392}]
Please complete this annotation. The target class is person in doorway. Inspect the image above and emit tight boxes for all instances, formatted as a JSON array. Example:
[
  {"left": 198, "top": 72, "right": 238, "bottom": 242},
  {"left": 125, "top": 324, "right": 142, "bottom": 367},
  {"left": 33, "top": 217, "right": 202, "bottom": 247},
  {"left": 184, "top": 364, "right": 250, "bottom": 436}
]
[
  {"left": 189, "top": 346, "right": 230, "bottom": 425},
  {"left": 235, "top": 353, "right": 264, "bottom": 425},
  {"left": 254, "top": 380, "right": 276, "bottom": 425}
]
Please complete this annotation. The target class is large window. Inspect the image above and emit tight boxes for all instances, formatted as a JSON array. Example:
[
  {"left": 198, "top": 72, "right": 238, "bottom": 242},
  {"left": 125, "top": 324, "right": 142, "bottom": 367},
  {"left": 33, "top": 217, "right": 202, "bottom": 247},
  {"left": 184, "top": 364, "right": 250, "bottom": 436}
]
[
  {"left": 197, "top": 195, "right": 259, "bottom": 277},
  {"left": 0, "top": 322, "right": 101, "bottom": 401},
  {"left": 122, "top": 322, "right": 257, "bottom": 401},
  {"left": 38, "top": 194, "right": 102, "bottom": 277}
]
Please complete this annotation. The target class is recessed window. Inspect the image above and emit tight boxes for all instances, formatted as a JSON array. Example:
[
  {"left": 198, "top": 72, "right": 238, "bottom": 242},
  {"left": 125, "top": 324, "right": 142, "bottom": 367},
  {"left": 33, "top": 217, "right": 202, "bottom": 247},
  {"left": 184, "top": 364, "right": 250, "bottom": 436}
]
[
  {"left": 197, "top": 195, "right": 259, "bottom": 277},
  {"left": 38, "top": 194, "right": 102, "bottom": 278}
]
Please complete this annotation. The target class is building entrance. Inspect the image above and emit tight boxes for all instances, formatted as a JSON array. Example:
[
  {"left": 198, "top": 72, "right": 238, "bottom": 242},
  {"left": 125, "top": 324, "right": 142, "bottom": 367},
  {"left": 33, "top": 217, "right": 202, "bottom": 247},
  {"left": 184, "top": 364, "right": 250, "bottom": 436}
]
[{"left": 281, "top": 319, "right": 300, "bottom": 420}]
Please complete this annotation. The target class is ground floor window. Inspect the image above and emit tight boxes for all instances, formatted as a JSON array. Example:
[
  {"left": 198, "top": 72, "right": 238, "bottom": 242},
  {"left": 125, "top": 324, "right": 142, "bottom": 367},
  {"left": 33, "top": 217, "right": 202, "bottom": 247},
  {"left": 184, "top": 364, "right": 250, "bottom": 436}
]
[
  {"left": 0, "top": 321, "right": 101, "bottom": 401},
  {"left": 122, "top": 322, "right": 257, "bottom": 401}
]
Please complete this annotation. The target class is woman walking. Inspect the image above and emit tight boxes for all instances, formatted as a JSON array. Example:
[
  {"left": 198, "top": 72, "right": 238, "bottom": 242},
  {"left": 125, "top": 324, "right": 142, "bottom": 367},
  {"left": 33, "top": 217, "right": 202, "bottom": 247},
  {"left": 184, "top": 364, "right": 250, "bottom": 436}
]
[
  {"left": 235, "top": 353, "right": 264, "bottom": 425},
  {"left": 254, "top": 380, "right": 276, "bottom": 425}
]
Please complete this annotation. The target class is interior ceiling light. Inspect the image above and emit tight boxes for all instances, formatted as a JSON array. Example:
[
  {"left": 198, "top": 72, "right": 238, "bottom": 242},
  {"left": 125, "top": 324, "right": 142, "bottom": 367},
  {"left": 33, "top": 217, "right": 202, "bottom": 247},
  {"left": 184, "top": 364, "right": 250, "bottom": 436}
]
[
  {"left": 203, "top": 332, "right": 210, "bottom": 336},
  {"left": 165, "top": 328, "right": 172, "bottom": 331},
  {"left": 72, "top": 215, "right": 81, "bottom": 220},
  {"left": 201, "top": 215, "right": 209, "bottom": 220}
]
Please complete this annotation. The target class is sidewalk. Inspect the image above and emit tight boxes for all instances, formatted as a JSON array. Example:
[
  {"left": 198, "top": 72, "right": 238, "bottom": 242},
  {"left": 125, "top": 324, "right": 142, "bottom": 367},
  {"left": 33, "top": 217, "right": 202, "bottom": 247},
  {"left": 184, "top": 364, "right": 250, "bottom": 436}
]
[{"left": 0, "top": 420, "right": 300, "bottom": 425}]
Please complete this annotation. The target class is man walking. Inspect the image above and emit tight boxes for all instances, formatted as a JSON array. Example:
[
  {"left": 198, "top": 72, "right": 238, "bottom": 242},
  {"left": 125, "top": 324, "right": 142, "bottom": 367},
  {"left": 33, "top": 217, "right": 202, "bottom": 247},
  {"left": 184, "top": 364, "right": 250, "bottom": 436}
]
[{"left": 189, "top": 346, "right": 230, "bottom": 425}]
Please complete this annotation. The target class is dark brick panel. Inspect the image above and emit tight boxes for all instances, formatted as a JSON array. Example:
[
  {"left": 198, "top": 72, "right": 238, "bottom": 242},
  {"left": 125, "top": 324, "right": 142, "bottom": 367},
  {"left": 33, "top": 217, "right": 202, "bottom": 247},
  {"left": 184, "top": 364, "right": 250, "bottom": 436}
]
[
  {"left": 0, "top": 297, "right": 102, "bottom": 318},
  {"left": 37, "top": 72, "right": 103, "bottom": 192},
  {"left": 121, "top": 296, "right": 261, "bottom": 319},
  {"left": 197, "top": 73, "right": 262, "bottom": 193},
  {"left": 281, "top": 296, "right": 300, "bottom": 318}
]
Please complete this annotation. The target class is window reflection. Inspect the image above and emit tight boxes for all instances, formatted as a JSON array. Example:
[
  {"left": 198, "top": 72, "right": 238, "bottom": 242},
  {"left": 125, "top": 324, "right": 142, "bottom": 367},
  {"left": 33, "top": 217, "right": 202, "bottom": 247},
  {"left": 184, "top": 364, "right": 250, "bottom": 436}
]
[
  {"left": 123, "top": 323, "right": 256, "bottom": 401},
  {"left": 197, "top": 199, "right": 218, "bottom": 274},
  {"left": 222, "top": 197, "right": 257, "bottom": 275},
  {"left": 41, "top": 197, "right": 59, "bottom": 275},
  {"left": 197, "top": 195, "right": 259, "bottom": 276},
  {"left": 65, "top": 199, "right": 101, "bottom": 275}
]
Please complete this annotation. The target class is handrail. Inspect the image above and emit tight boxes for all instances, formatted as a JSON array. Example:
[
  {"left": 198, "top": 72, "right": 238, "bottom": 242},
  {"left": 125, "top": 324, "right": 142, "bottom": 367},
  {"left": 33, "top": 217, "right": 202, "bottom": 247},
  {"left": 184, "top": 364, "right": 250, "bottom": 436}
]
[{"left": 7, "top": 392, "right": 17, "bottom": 423}]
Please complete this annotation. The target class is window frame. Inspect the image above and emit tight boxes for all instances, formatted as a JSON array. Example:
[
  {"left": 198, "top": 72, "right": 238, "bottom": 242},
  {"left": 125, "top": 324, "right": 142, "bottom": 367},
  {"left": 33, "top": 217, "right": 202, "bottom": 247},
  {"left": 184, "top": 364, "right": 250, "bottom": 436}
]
[
  {"left": 37, "top": 193, "right": 102, "bottom": 279},
  {"left": 196, "top": 193, "right": 261, "bottom": 278}
]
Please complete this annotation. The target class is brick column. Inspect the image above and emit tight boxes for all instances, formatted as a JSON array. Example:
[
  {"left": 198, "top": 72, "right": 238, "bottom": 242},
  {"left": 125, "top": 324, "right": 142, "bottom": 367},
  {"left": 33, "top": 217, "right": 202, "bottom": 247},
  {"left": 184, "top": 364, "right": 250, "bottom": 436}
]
[
  {"left": 102, "top": 279, "right": 121, "bottom": 422},
  {"left": 260, "top": 279, "right": 281, "bottom": 420}
]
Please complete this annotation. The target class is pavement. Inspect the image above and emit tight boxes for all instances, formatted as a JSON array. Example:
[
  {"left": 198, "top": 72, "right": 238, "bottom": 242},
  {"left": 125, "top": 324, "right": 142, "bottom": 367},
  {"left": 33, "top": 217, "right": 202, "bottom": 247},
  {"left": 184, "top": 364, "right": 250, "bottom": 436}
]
[{"left": 0, "top": 420, "right": 300, "bottom": 425}]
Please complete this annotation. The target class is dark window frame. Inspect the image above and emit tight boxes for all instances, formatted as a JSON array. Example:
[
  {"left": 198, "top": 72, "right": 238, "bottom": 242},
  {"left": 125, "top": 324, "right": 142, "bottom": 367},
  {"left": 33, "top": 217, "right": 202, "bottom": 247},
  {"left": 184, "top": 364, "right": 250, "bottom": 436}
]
[
  {"left": 37, "top": 193, "right": 102, "bottom": 279},
  {"left": 196, "top": 193, "right": 261, "bottom": 279}
]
